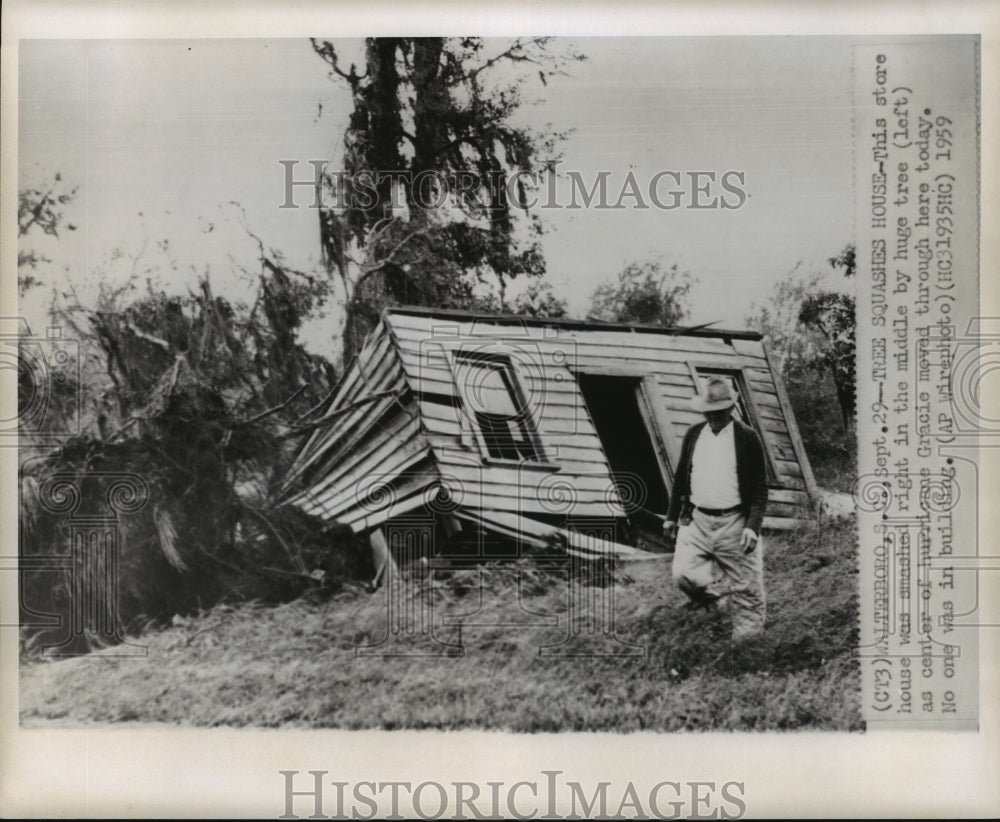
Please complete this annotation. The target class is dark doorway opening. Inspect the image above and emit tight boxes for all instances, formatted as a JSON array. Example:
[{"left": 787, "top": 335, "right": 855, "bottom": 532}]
[{"left": 577, "top": 374, "right": 670, "bottom": 533}]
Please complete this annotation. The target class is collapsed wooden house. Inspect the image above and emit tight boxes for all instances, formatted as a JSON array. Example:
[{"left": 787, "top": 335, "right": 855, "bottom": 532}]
[{"left": 282, "top": 307, "right": 818, "bottom": 569}]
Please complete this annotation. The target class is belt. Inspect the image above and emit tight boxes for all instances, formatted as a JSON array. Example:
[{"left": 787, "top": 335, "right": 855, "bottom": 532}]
[{"left": 694, "top": 504, "right": 743, "bottom": 517}]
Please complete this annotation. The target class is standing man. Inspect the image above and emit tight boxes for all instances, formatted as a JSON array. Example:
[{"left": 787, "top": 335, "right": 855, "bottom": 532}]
[{"left": 663, "top": 377, "right": 769, "bottom": 639}]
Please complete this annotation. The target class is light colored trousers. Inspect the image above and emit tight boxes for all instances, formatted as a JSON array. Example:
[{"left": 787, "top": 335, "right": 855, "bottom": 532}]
[{"left": 671, "top": 509, "right": 766, "bottom": 638}]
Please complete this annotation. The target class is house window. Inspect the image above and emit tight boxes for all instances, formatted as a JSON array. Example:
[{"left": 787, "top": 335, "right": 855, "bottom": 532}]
[
  {"left": 453, "top": 354, "right": 545, "bottom": 462},
  {"left": 692, "top": 365, "right": 778, "bottom": 482}
]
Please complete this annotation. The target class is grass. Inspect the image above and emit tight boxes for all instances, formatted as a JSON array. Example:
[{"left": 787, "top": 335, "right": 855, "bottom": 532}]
[
  {"left": 809, "top": 445, "right": 858, "bottom": 495},
  {"left": 782, "top": 368, "right": 858, "bottom": 494},
  {"left": 19, "top": 513, "right": 861, "bottom": 732}
]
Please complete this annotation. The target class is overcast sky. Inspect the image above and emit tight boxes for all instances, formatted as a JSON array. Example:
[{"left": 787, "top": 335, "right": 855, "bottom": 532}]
[{"left": 19, "top": 37, "right": 854, "bottom": 358}]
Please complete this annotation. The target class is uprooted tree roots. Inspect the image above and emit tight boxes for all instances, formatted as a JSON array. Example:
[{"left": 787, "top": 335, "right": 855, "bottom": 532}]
[{"left": 19, "top": 391, "right": 370, "bottom": 658}]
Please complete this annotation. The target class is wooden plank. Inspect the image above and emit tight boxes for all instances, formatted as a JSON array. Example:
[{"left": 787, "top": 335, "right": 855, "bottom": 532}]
[
  {"left": 421, "top": 432, "right": 465, "bottom": 452},
  {"left": 387, "top": 312, "right": 742, "bottom": 357},
  {"left": 406, "top": 370, "right": 582, "bottom": 402},
  {"left": 773, "top": 474, "right": 807, "bottom": 491},
  {"left": 650, "top": 373, "right": 700, "bottom": 390},
  {"left": 454, "top": 508, "right": 660, "bottom": 560},
  {"left": 311, "top": 415, "right": 421, "bottom": 492},
  {"left": 657, "top": 386, "right": 699, "bottom": 406},
  {"left": 289, "top": 388, "right": 395, "bottom": 480},
  {"left": 393, "top": 347, "right": 454, "bottom": 375},
  {"left": 357, "top": 317, "right": 388, "bottom": 360},
  {"left": 435, "top": 464, "right": 616, "bottom": 494},
  {"left": 387, "top": 311, "right": 765, "bottom": 355},
  {"left": 768, "top": 444, "right": 799, "bottom": 463},
  {"left": 417, "top": 401, "right": 464, "bottom": 429},
  {"left": 449, "top": 490, "right": 623, "bottom": 518},
  {"left": 292, "top": 329, "right": 404, "bottom": 472},
  {"left": 299, "top": 389, "right": 414, "bottom": 476},
  {"left": 419, "top": 399, "right": 604, "bottom": 446},
  {"left": 748, "top": 378, "right": 779, "bottom": 394},
  {"left": 286, "top": 393, "right": 401, "bottom": 484},
  {"left": 386, "top": 308, "right": 762, "bottom": 340},
  {"left": 538, "top": 442, "right": 613, "bottom": 463},
  {"left": 396, "top": 336, "right": 761, "bottom": 402},
  {"left": 339, "top": 475, "right": 442, "bottom": 531},
  {"left": 743, "top": 364, "right": 774, "bottom": 379},
  {"left": 759, "top": 417, "right": 791, "bottom": 436},
  {"left": 763, "top": 343, "right": 819, "bottom": 500},
  {"left": 394, "top": 339, "right": 750, "bottom": 382},
  {"left": 437, "top": 462, "right": 617, "bottom": 494},
  {"left": 774, "top": 458, "right": 804, "bottom": 479},
  {"left": 300, "top": 367, "right": 408, "bottom": 457},
  {"left": 576, "top": 352, "right": 743, "bottom": 376},
  {"left": 567, "top": 333, "right": 735, "bottom": 358},
  {"left": 310, "top": 437, "right": 430, "bottom": 520},
  {"left": 765, "top": 500, "right": 806, "bottom": 519},
  {"left": 762, "top": 428, "right": 795, "bottom": 448},
  {"left": 418, "top": 398, "right": 610, "bottom": 464},
  {"left": 536, "top": 406, "right": 603, "bottom": 435},
  {"left": 310, "top": 402, "right": 420, "bottom": 483},
  {"left": 404, "top": 356, "right": 584, "bottom": 398},
  {"left": 638, "top": 375, "right": 680, "bottom": 480},
  {"left": 424, "top": 437, "right": 612, "bottom": 468},
  {"left": 745, "top": 391, "right": 782, "bottom": 410},
  {"left": 291, "top": 356, "right": 364, "bottom": 472},
  {"left": 755, "top": 403, "right": 786, "bottom": 422},
  {"left": 575, "top": 358, "right": 695, "bottom": 379},
  {"left": 731, "top": 338, "right": 767, "bottom": 358},
  {"left": 764, "top": 435, "right": 795, "bottom": 456},
  {"left": 768, "top": 488, "right": 812, "bottom": 506},
  {"left": 308, "top": 413, "right": 424, "bottom": 500},
  {"left": 328, "top": 325, "right": 399, "bottom": 408},
  {"left": 315, "top": 448, "right": 436, "bottom": 520},
  {"left": 762, "top": 516, "right": 812, "bottom": 531},
  {"left": 386, "top": 312, "right": 470, "bottom": 335}
]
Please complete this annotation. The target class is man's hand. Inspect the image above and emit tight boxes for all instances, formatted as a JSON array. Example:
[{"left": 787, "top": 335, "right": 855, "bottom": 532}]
[
  {"left": 740, "top": 528, "right": 759, "bottom": 553},
  {"left": 663, "top": 520, "right": 678, "bottom": 549}
]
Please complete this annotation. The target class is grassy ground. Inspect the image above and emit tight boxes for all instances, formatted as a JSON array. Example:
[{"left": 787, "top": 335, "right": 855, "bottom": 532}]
[
  {"left": 809, "top": 446, "right": 858, "bottom": 495},
  {"left": 19, "top": 513, "right": 861, "bottom": 732}
]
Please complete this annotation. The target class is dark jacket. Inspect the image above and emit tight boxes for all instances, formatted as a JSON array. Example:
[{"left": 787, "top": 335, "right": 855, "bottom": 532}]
[{"left": 666, "top": 419, "right": 769, "bottom": 535}]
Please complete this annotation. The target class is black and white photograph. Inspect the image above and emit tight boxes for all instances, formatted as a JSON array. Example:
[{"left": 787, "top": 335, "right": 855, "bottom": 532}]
[{"left": 2, "top": 1, "right": 998, "bottom": 818}]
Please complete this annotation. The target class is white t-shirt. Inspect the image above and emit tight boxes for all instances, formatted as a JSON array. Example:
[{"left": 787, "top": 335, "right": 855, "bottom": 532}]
[{"left": 689, "top": 421, "right": 741, "bottom": 509}]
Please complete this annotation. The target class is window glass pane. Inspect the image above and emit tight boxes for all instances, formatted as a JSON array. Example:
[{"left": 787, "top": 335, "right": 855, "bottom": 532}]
[
  {"left": 456, "top": 361, "right": 519, "bottom": 417},
  {"left": 475, "top": 412, "right": 521, "bottom": 460},
  {"left": 456, "top": 355, "right": 542, "bottom": 462}
]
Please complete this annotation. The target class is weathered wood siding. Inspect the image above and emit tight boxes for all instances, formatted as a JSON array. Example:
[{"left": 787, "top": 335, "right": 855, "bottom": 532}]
[
  {"left": 387, "top": 311, "right": 624, "bottom": 519},
  {"left": 283, "top": 319, "right": 439, "bottom": 532},
  {"left": 385, "top": 310, "right": 815, "bottom": 526}
]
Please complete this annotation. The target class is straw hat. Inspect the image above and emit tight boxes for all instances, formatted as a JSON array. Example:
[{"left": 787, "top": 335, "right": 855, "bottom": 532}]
[{"left": 692, "top": 377, "right": 738, "bottom": 412}]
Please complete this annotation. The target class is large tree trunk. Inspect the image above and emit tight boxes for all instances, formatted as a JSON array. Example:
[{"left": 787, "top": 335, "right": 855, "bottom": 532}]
[{"left": 361, "top": 38, "right": 405, "bottom": 224}]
